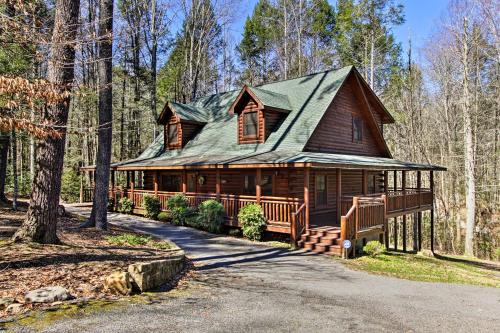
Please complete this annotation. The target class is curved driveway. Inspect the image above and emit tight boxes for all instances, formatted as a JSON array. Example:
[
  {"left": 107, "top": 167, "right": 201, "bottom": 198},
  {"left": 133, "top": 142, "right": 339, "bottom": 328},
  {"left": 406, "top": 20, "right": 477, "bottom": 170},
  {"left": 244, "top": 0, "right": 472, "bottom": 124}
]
[{"left": 40, "top": 207, "right": 500, "bottom": 332}]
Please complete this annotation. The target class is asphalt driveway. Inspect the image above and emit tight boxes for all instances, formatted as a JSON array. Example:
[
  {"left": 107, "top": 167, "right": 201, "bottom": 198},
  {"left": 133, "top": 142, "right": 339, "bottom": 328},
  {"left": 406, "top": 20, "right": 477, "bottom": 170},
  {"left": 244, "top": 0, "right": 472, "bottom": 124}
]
[{"left": 13, "top": 206, "right": 500, "bottom": 333}]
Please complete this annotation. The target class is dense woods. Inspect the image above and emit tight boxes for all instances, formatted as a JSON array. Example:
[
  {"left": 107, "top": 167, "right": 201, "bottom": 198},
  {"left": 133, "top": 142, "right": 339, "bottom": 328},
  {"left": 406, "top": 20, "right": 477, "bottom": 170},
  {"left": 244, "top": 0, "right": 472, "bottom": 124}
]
[{"left": 0, "top": 0, "right": 498, "bottom": 258}]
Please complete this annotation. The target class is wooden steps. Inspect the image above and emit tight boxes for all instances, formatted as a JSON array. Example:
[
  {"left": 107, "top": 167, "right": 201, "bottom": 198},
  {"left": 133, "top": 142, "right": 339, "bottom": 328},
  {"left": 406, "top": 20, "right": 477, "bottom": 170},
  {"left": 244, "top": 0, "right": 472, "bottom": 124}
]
[{"left": 297, "top": 226, "right": 342, "bottom": 256}]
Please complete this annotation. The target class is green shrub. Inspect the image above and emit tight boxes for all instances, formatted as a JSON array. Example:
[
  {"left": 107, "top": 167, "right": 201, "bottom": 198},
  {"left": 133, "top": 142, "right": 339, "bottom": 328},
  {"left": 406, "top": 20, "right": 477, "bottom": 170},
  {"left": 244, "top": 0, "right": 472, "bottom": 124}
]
[
  {"left": 227, "top": 228, "right": 241, "bottom": 237},
  {"left": 167, "top": 194, "right": 190, "bottom": 225},
  {"left": 118, "top": 197, "right": 134, "bottom": 214},
  {"left": 363, "top": 240, "right": 385, "bottom": 257},
  {"left": 61, "top": 169, "right": 81, "bottom": 203},
  {"left": 197, "top": 200, "right": 225, "bottom": 233},
  {"left": 495, "top": 248, "right": 500, "bottom": 261},
  {"left": 157, "top": 211, "right": 170, "bottom": 222},
  {"left": 238, "top": 204, "right": 267, "bottom": 241},
  {"left": 144, "top": 195, "right": 161, "bottom": 219}
]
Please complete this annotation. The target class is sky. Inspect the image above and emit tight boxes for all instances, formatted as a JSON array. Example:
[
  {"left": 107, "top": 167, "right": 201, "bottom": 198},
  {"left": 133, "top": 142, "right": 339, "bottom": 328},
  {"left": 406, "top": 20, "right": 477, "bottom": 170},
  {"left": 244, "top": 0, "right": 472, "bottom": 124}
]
[{"left": 231, "top": 0, "right": 449, "bottom": 60}]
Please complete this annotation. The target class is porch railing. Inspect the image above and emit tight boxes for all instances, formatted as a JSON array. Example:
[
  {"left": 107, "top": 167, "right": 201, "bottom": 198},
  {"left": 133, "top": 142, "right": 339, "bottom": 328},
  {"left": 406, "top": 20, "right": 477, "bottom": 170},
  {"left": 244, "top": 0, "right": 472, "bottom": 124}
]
[
  {"left": 84, "top": 188, "right": 303, "bottom": 233},
  {"left": 340, "top": 195, "right": 386, "bottom": 257}
]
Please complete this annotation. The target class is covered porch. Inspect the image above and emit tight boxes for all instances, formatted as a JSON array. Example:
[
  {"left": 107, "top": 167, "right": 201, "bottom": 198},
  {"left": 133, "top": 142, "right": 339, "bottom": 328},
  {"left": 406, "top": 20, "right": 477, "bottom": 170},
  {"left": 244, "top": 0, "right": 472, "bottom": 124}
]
[{"left": 81, "top": 157, "right": 442, "bottom": 254}]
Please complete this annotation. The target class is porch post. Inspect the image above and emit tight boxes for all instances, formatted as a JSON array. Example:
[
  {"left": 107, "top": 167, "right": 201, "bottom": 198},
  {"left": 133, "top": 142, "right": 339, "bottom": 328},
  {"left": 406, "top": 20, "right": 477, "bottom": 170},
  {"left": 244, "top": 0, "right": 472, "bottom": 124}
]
[
  {"left": 304, "top": 167, "right": 310, "bottom": 230},
  {"left": 402, "top": 215, "right": 407, "bottom": 252},
  {"left": 79, "top": 172, "right": 84, "bottom": 203},
  {"left": 383, "top": 171, "right": 389, "bottom": 249},
  {"left": 430, "top": 170, "right": 435, "bottom": 253},
  {"left": 402, "top": 170, "right": 407, "bottom": 251},
  {"left": 111, "top": 170, "right": 116, "bottom": 202},
  {"left": 362, "top": 170, "right": 368, "bottom": 195},
  {"left": 216, "top": 169, "right": 221, "bottom": 199},
  {"left": 256, "top": 168, "right": 261, "bottom": 204},
  {"left": 394, "top": 217, "right": 398, "bottom": 250},
  {"left": 130, "top": 171, "right": 135, "bottom": 200},
  {"left": 417, "top": 171, "right": 422, "bottom": 207},
  {"left": 182, "top": 170, "right": 187, "bottom": 193},
  {"left": 153, "top": 171, "right": 159, "bottom": 196},
  {"left": 336, "top": 168, "right": 342, "bottom": 223}
]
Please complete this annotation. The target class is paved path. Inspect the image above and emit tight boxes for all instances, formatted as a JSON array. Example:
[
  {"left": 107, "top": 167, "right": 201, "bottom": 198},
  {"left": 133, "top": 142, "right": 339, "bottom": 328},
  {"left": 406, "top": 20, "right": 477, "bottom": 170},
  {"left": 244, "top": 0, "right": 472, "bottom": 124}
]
[{"left": 24, "top": 207, "right": 500, "bottom": 332}]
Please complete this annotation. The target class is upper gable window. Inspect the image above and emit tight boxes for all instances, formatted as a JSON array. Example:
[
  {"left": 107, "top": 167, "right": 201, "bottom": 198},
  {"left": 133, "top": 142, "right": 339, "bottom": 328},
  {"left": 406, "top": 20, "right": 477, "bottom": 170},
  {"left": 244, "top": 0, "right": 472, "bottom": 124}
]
[
  {"left": 243, "top": 112, "right": 258, "bottom": 138},
  {"left": 168, "top": 123, "right": 179, "bottom": 145},
  {"left": 352, "top": 116, "right": 363, "bottom": 142}
]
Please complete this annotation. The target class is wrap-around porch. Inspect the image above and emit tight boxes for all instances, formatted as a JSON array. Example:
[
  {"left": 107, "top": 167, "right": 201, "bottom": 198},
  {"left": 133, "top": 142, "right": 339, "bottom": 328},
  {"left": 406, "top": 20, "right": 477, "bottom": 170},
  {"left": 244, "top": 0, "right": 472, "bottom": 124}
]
[{"left": 81, "top": 165, "right": 437, "bottom": 254}]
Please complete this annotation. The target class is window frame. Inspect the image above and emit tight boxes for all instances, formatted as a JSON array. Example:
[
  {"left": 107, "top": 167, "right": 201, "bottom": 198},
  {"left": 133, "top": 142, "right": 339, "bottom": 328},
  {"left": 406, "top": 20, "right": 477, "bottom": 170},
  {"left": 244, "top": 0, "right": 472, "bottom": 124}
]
[
  {"left": 167, "top": 122, "right": 180, "bottom": 147},
  {"left": 242, "top": 111, "right": 259, "bottom": 139},
  {"left": 315, "top": 174, "right": 328, "bottom": 208},
  {"left": 352, "top": 115, "right": 363, "bottom": 143},
  {"left": 243, "top": 174, "right": 256, "bottom": 195}
]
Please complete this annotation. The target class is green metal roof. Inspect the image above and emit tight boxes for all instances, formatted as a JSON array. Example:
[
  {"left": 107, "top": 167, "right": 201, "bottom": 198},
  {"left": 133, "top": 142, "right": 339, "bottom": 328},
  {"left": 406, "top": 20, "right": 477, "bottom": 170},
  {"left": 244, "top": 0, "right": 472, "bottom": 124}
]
[
  {"left": 112, "top": 66, "right": 445, "bottom": 172},
  {"left": 248, "top": 86, "right": 292, "bottom": 111},
  {"left": 168, "top": 101, "right": 209, "bottom": 123}
]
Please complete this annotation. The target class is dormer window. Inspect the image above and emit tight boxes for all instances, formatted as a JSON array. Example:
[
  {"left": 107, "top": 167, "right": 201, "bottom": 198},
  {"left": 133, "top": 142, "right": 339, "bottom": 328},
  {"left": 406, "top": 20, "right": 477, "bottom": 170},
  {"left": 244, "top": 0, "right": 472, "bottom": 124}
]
[
  {"left": 229, "top": 86, "right": 292, "bottom": 145},
  {"left": 243, "top": 112, "right": 258, "bottom": 138},
  {"left": 168, "top": 123, "right": 179, "bottom": 146},
  {"left": 157, "top": 101, "right": 208, "bottom": 150}
]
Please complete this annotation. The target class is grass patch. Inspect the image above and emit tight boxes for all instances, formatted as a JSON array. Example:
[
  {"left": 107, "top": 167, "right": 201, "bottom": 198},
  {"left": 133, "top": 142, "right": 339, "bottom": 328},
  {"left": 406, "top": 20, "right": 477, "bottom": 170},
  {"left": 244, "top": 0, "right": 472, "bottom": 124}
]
[
  {"left": 345, "top": 252, "right": 500, "bottom": 288},
  {"left": 261, "top": 241, "right": 292, "bottom": 249},
  {"left": 0, "top": 239, "right": 11, "bottom": 248},
  {"left": 105, "top": 233, "right": 172, "bottom": 250}
]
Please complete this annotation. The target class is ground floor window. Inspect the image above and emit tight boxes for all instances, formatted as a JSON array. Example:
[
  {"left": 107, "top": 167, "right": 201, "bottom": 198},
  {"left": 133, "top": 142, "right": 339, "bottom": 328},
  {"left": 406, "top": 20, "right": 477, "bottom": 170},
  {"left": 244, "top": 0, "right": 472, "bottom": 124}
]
[
  {"left": 244, "top": 175, "right": 256, "bottom": 195},
  {"left": 315, "top": 174, "right": 327, "bottom": 207},
  {"left": 261, "top": 174, "right": 273, "bottom": 196},
  {"left": 162, "top": 174, "right": 181, "bottom": 192}
]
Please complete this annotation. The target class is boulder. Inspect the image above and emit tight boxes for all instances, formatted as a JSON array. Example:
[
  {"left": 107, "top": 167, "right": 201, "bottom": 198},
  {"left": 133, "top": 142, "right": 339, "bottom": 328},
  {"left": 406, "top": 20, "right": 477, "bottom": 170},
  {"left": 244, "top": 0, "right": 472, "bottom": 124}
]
[
  {"left": 6, "top": 303, "right": 23, "bottom": 314},
  {"left": 103, "top": 271, "right": 132, "bottom": 295},
  {"left": 25, "top": 286, "right": 71, "bottom": 303},
  {"left": 0, "top": 297, "right": 15, "bottom": 310},
  {"left": 128, "top": 254, "right": 185, "bottom": 292}
]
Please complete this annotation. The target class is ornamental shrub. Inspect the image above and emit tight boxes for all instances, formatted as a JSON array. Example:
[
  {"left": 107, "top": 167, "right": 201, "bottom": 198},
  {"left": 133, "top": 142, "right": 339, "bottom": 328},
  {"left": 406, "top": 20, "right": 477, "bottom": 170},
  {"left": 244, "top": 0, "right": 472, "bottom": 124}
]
[
  {"left": 107, "top": 197, "right": 115, "bottom": 212},
  {"left": 144, "top": 195, "right": 161, "bottom": 220},
  {"left": 118, "top": 197, "right": 134, "bottom": 214},
  {"left": 157, "top": 211, "right": 170, "bottom": 222},
  {"left": 238, "top": 204, "right": 267, "bottom": 241},
  {"left": 363, "top": 240, "right": 385, "bottom": 257},
  {"left": 167, "top": 193, "right": 189, "bottom": 225},
  {"left": 197, "top": 200, "right": 225, "bottom": 233}
]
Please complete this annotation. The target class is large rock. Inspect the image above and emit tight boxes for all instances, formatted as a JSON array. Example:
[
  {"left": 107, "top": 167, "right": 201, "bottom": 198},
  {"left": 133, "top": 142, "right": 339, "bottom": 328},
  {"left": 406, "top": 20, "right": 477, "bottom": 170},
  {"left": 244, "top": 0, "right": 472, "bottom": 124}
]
[
  {"left": 0, "top": 297, "right": 15, "bottom": 310},
  {"left": 128, "top": 254, "right": 185, "bottom": 292},
  {"left": 104, "top": 271, "right": 132, "bottom": 295},
  {"left": 25, "top": 286, "right": 71, "bottom": 303},
  {"left": 6, "top": 303, "right": 23, "bottom": 314}
]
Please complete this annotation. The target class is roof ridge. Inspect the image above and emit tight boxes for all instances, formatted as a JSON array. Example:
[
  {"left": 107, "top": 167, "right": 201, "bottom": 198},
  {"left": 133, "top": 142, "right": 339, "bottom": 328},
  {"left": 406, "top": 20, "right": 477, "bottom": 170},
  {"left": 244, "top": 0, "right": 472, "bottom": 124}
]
[{"left": 256, "top": 65, "right": 353, "bottom": 88}]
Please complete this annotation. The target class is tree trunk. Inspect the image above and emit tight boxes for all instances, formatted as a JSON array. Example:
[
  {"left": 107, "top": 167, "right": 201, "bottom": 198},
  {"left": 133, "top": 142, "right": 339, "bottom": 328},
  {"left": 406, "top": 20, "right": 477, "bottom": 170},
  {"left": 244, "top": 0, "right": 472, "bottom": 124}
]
[
  {"left": 150, "top": 0, "right": 158, "bottom": 138},
  {"left": 11, "top": 129, "right": 17, "bottom": 211},
  {"left": 12, "top": 0, "right": 80, "bottom": 244},
  {"left": 0, "top": 132, "right": 9, "bottom": 203},
  {"left": 462, "top": 17, "right": 476, "bottom": 257},
  {"left": 87, "top": 0, "right": 114, "bottom": 230}
]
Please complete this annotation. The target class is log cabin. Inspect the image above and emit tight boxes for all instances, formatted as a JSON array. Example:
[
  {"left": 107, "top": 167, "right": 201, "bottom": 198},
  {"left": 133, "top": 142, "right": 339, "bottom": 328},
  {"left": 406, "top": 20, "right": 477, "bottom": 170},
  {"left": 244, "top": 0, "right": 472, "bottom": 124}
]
[{"left": 81, "top": 66, "right": 445, "bottom": 256}]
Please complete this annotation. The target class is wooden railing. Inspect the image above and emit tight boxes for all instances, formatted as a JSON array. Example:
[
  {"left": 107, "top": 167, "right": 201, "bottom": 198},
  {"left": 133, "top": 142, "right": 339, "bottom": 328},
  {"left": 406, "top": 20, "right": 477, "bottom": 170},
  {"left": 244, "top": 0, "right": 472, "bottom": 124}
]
[
  {"left": 386, "top": 189, "right": 432, "bottom": 216},
  {"left": 340, "top": 195, "right": 386, "bottom": 257},
  {"left": 291, "top": 202, "right": 306, "bottom": 242},
  {"left": 94, "top": 188, "right": 303, "bottom": 232}
]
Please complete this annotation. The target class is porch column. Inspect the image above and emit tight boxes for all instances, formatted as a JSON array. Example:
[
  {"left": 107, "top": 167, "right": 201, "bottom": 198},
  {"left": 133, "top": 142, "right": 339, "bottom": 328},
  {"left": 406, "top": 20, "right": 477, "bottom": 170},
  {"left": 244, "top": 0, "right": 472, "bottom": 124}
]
[
  {"left": 182, "top": 170, "right": 187, "bottom": 193},
  {"left": 304, "top": 167, "right": 310, "bottom": 230},
  {"left": 362, "top": 170, "right": 368, "bottom": 195},
  {"left": 216, "top": 169, "right": 221, "bottom": 199},
  {"left": 79, "top": 173, "right": 84, "bottom": 203},
  {"left": 430, "top": 170, "right": 435, "bottom": 253},
  {"left": 336, "top": 168, "right": 342, "bottom": 223},
  {"left": 130, "top": 171, "right": 135, "bottom": 200},
  {"left": 153, "top": 171, "right": 159, "bottom": 196},
  {"left": 110, "top": 170, "right": 116, "bottom": 202},
  {"left": 383, "top": 170, "right": 389, "bottom": 249},
  {"left": 256, "top": 168, "right": 262, "bottom": 204},
  {"left": 393, "top": 170, "right": 397, "bottom": 250},
  {"left": 402, "top": 171, "right": 407, "bottom": 252}
]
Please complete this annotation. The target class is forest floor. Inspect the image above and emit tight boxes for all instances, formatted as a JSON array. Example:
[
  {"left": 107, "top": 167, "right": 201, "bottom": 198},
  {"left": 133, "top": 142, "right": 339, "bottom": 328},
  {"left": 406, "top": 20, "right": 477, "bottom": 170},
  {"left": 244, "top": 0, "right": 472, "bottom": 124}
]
[
  {"left": 345, "top": 251, "right": 500, "bottom": 288},
  {"left": 0, "top": 201, "right": 184, "bottom": 318}
]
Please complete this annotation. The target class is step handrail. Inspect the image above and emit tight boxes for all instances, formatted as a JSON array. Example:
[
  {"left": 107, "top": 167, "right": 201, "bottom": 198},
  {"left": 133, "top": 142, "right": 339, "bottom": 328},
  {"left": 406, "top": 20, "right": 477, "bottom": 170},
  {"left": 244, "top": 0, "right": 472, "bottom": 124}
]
[{"left": 291, "top": 202, "right": 307, "bottom": 244}]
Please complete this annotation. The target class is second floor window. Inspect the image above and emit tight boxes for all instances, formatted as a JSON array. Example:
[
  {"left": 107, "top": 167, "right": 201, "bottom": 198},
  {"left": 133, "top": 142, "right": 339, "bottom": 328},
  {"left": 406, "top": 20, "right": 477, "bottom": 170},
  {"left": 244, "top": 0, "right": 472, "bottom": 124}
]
[
  {"left": 168, "top": 123, "right": 178, "bottom": 145},
  {"left": 243, "top": 112, "right": 258, "bottom": 137},
  {"left": 352, "top": 116, "right": 363, "bottom": 142}
]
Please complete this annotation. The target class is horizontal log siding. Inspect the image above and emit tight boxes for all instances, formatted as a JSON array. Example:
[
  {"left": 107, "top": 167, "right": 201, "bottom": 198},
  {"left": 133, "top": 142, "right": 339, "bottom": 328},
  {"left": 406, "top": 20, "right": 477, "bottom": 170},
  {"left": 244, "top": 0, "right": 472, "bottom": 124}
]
[{"left": 304, "top": 75, "right": 387, "bottom": 156}]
